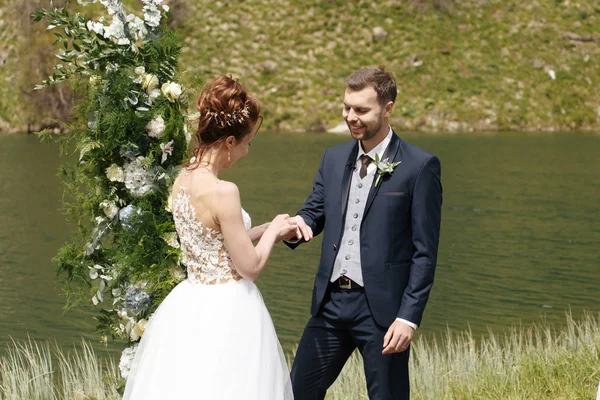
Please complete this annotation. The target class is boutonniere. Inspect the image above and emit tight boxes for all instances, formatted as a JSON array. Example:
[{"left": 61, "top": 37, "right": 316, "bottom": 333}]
[{"left": 374, "top": 153, "right": 401, "bottom": 187}]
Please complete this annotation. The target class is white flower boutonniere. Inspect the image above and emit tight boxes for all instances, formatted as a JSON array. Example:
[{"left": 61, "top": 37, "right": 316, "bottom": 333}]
[{"left": 374, "top": 153, "right": 401, "bottom": 187}]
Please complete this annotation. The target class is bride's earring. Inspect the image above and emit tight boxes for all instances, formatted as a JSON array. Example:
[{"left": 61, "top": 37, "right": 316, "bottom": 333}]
[{"left": 228, "top": 150, "right": 231, "bottom": 162}]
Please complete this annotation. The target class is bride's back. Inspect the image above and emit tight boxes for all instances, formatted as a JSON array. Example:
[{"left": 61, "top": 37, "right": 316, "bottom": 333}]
[
  {"left": 170, "top": 167, "right": 248, "bottom": 285},
  {"left": 171, "top": 168, "right": 222, "bottom": 232}
]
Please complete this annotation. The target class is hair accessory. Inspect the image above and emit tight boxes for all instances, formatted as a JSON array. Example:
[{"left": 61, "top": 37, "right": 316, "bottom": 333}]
[{"left": 206, "top": 101, "right": 251, "bottom": 128}]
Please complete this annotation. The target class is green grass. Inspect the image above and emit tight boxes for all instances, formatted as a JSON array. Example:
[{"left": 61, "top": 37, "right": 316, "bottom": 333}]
[
  {"left": 324, "top": 313, "right": 600, "bottom": 399},
  {"left": 1, "top": 0, "right": 600, "bottom": 133},
  {"left": 2, "top": 314, "right": 599, "bottom": 399},
  {"left": 0, "top": 339, "right": 120, "bottom": 400}
]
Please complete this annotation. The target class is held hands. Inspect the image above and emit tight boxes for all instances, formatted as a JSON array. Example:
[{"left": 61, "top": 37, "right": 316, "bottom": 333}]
[
  {"left": 267, "top": 214, "right": 298, "bottom": 243},
  {"left": 382, "top": 320, "right": 414, "bottom": 354},
  {"left": 282, "top": 215, "right": 313, "bottom": 243}
]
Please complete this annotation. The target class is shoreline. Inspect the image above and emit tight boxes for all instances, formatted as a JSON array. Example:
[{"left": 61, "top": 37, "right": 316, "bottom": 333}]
[{"left": 2, "top": 120, "right": 600, "bottom": 136}]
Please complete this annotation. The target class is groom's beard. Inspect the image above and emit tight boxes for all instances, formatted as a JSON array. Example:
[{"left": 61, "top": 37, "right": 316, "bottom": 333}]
[{"left": 347, "top": 119, "right": 383, "bottom": 142}]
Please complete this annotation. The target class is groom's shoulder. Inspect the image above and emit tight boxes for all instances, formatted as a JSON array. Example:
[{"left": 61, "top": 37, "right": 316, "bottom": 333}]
[{"left": 400, "top": 137, "right": 438, "bottom": 162}]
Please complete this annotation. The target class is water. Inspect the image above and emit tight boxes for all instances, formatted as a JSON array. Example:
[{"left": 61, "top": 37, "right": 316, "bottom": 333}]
[{"left": 1, "top": 132, "right": 599, "bottom": 356}]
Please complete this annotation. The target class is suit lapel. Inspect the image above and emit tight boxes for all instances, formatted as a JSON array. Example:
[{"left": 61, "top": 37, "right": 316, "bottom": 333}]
[
  {"left": 341, "top": 141, "right": 359, "bottom": 220},
  {"left": 363, "top": 132, "right": 401, "bottom": 218}
]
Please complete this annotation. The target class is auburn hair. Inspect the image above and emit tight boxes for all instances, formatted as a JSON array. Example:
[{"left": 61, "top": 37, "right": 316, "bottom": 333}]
[{"left": 186, "top": 75, "right": 260, "bottom": 169}]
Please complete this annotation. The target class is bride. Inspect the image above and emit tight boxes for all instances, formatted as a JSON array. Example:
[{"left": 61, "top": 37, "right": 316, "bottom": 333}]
[{"left": 123, "top": 76, "right": 300, "bottom": 399}]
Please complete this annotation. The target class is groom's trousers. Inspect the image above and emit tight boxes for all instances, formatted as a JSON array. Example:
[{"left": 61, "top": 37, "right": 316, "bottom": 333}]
[{"left": 291, "top": 284, "right": 410, "bottom": 400}]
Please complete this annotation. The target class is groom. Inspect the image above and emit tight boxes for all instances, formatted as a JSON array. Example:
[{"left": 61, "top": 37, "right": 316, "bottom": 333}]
[{"left": 287, "top": 66, "right": 443, "bottom": 399}]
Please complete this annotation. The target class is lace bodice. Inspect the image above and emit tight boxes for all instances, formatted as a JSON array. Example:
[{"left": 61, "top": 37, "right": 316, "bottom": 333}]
[{"left": 172, "top": 186, "right": 251, "bottom": 284}]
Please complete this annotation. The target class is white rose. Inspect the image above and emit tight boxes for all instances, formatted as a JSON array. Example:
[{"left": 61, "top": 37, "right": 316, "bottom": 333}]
[
  {"left": 161, "top": 81, "right": 182, "bottom": 102},
  {"left": 169, "top": 266, "right": 186, "bottom": 281},
  {"left": 106, "top": 164, "right": 125, "bottom": 182},
  {"left": 130, "top": 319, "right": 148, "bottom": 341},
  {"left": 145, "top": 115, "right": 165, "bottom": 138},
  {"left": 99, "top": 200, "right": 119, "bottom": 219},
  {"left": 148, "top": 88, "right": 161, "bottom": 101},
  {"left": 142, "top": 74, "right": 159, "bottom": 92},
  {"left": 163, "top": 232, "right": 180, "bottom": 248},
  {"left": 134, "top": 66, "right": 145, "bottom": 76}
]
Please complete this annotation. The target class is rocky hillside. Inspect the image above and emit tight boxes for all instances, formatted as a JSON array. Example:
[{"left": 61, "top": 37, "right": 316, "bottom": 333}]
[{"left": 1, "top": 0, "right": 599, "bottom": 133}]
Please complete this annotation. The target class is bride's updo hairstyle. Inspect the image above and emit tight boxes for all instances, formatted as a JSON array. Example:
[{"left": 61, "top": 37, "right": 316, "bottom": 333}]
[{"left": 187, "top": 75, "right": 261, "bottom": 168}]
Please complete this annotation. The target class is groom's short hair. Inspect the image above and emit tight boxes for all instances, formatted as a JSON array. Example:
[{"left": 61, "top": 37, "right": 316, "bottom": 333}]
[{"left": 346, "top": 66, "right": 397, "bottom": 105}]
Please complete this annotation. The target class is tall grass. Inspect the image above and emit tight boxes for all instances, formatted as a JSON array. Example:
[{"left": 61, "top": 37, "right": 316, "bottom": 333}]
[
  {"left": 2, "top": 314, "right": 599, "bottom": 399},
  {"left": 0, "top": 339, "right": 120, "bottom": 400},
  {"left": 326, "top": 313, "right": 600, "bottom": 399}
]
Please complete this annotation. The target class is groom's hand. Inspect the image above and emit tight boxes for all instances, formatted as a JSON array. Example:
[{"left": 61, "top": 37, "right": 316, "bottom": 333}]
[
  {"left": 382, "top": 320, "right": 414, "bottom": 354},
  {"left": 284, "top": 216, "right": 313, "bottom": 242}
]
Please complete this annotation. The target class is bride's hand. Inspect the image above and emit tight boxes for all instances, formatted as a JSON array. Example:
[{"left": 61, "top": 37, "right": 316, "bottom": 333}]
[{"left": 267, "top": 214, "right": 297, "bottom": 243}]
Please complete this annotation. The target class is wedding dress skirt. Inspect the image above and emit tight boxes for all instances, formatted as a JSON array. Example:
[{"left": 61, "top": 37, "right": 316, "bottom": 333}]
[{"left": 123, "top": 279, "right": 293, "bottom": 399}]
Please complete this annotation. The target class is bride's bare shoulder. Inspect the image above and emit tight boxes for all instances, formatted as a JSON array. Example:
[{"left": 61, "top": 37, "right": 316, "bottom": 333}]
[{"left": 214, "top": 180, "right": 239, "bottom": 196}]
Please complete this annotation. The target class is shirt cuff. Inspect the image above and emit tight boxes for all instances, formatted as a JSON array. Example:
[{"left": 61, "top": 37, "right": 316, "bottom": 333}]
[
  {"left": 283, "top": 237, "right": 300, "bottom": 244},
  {"left": 395, "top": 318, "right": 418, "bottom": 330}
]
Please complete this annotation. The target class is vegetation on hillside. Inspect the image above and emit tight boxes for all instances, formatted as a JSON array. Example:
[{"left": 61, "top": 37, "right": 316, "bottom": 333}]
[{"left": 1, "top": 0, "right": 599, "bottom": 133}]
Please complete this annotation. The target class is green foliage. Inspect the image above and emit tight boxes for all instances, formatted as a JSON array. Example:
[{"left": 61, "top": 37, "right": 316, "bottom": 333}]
[{"left": 34, "top": 1, "right": 191, "bottom": 360}]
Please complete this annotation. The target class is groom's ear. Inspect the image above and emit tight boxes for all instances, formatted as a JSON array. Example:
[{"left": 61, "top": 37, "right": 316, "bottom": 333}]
[{"left": 383, "top": 101, "right": 394, "bottom": 118}]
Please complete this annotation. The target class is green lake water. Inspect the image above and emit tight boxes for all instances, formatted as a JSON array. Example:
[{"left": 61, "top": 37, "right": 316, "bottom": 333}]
[{"left": 0, "top": 131, "right": 598, "bottom": 356}]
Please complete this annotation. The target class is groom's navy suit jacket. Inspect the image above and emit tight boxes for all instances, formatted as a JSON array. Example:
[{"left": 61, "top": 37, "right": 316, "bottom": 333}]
[{"left": 292, "top": 132, "right": 442, "bottom": 328}]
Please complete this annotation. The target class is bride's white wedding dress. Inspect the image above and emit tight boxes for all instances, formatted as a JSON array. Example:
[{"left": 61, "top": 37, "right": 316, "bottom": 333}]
[{"left": 123, "top": 187, "right": 293, "bottom": 399}]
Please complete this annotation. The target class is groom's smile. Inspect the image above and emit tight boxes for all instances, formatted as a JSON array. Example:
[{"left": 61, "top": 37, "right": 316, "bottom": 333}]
[{"left": 342, "top": 86, "right": 392, "bottom": 148}]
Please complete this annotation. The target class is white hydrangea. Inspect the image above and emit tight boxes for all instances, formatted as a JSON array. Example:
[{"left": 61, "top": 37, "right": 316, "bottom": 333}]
[
  {"left": 119, "top": 344, "right": 138, "bottom": 379},
  {"left": 106, "top": 164, "right": 125, "bottom": 182},
  {"left": 161, "top": 81, "right": 182, "bottom": 102},
  {"left": 146, "top": 115, "right": 165, "bottom": 138},
  {"left": 99, "top": 200, "right": 119, "bottom": 219},
  {"left": 124, "top": 156, "right": 155, "bottom": 196},
  {"left": 119, "top": 204, "right": 142, "bottom": 230},
  {"left": 142, "top": 0, "right": 164, "bottom": 29}
]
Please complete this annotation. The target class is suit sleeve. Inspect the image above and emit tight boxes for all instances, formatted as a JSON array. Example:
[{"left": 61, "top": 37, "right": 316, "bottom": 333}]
[
  {"left": 397, "top": 155, "right": 442, "bottom": 325},
  {"left": 285, "top": 149, "right": 328, "bottom": 250}
]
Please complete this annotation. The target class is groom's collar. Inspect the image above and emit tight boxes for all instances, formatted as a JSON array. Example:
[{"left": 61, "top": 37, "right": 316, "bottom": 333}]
[{"left": 357, "top": 126, "right": 393, "bottom": 163}]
